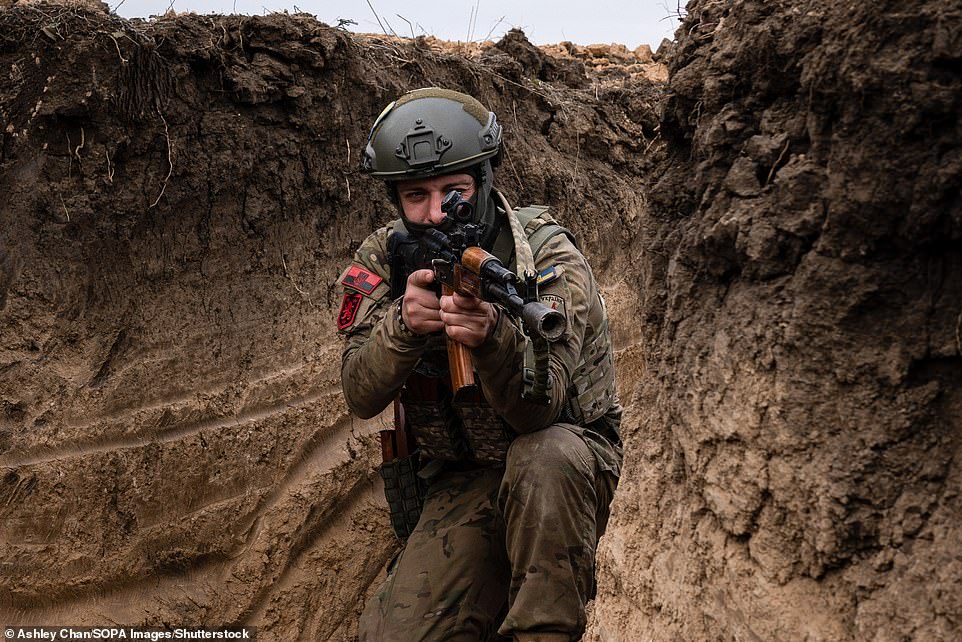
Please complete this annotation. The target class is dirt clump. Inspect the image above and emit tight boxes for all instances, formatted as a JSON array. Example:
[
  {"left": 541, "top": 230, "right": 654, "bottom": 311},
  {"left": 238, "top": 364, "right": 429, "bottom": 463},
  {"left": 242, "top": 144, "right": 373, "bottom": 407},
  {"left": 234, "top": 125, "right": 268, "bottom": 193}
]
[
  {"left": 357, "top": 28, "right": 669, "bottom": 88},
  {"left": 543, "top": 40, "right": 669, "bottom": 84}
]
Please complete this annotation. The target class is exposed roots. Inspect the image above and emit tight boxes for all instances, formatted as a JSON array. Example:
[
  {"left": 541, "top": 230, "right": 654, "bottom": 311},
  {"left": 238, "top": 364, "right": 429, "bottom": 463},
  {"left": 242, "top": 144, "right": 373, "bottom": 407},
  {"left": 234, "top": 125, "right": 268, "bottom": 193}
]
[
  {"left": 282, "top": 254, "right": 310, "bottom": 299},
  {"left": 148, "top": 111, "right": 172, "bottom": 209}
]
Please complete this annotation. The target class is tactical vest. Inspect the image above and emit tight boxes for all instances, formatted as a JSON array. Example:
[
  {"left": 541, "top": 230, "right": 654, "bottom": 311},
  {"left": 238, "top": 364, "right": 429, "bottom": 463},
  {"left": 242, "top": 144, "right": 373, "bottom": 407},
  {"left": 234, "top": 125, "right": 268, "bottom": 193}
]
[{"left": 395, "top": 205, "right": 620, "bottom": 466}]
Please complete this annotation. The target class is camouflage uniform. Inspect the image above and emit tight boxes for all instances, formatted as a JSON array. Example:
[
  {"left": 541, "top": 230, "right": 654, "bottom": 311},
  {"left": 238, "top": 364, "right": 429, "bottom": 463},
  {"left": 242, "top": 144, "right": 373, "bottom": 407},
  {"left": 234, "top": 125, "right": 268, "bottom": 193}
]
[{"left": 338, "top": 194, "right": 622, "bottom": 641}]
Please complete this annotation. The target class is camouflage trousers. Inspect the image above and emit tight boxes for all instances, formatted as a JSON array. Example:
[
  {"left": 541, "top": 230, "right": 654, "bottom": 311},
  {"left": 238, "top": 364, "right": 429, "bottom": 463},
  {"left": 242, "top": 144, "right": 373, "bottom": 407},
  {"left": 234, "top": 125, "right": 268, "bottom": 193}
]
[{"left": 359, "top": 424, "right": 621, "bottom": 642}]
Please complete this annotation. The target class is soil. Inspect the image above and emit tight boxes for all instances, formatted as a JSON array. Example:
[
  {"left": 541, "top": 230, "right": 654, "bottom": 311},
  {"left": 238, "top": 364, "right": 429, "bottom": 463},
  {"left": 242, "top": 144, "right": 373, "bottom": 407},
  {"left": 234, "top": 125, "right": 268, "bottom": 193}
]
[
  {"left": 588, "top": 1, "right": 962, "bottom": 640},
  {"left": 0, "top": 1, "right": 958, "bottom": 641}
]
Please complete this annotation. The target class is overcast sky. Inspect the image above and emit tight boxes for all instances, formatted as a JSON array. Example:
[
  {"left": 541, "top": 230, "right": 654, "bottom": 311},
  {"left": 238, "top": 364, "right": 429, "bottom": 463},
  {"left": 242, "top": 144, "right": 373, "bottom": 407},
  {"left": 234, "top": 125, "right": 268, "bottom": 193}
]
[{"left": 113, "top": 0, "right": 684, "bottom": 50}]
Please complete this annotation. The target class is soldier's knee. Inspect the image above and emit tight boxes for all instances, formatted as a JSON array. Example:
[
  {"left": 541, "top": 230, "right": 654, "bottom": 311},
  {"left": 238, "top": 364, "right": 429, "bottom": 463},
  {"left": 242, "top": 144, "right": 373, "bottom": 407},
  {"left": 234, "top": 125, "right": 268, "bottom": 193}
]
[{"left": 506, "top": 425, "right": 592, "bottom": 482}]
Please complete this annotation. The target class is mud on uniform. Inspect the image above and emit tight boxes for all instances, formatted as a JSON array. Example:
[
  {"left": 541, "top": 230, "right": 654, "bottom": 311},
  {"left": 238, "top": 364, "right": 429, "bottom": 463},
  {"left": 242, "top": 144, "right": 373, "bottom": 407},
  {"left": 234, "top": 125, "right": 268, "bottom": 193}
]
[{"left": 337, "top": 195, "right": 623, "bottom": 641}]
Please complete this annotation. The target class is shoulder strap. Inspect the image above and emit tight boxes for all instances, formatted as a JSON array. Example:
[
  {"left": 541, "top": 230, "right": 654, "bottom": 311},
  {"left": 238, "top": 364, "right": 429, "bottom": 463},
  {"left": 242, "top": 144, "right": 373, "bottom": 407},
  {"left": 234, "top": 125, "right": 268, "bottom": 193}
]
[
  {"left": 513, "top": 204, "right": 550, "bottom": 227},
  {"left": 515, "top": 205, "right": 578, "bottom": 259},
  {"left": 496, "top": 192, "right": 537, "bottom": 277}
]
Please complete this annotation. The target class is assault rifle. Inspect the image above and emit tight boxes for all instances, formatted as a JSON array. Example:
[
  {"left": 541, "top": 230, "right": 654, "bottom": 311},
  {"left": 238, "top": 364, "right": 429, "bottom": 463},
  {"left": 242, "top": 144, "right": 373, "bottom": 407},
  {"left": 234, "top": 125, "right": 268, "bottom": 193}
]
[{"left": 389, "top": 191, "right": 566, "bottom": 393}]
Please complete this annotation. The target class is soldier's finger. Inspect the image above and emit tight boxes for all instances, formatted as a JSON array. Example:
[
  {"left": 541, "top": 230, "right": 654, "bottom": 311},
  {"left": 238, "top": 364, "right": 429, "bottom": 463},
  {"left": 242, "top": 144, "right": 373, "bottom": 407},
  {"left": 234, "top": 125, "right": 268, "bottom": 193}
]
[
  {"left": 440, "top": 295, "right": 485, "bottom": 315},
  {"left": 410, "top": 290, "right": 441, "bottom": 310},
  {"left": 407, "top": 269, "right": 435, "bottom": 289},
  {"left": 444, "top": 322, "right": 485, "bottom": 348},
  {"left": 450, "top": 291, "right": 482, "bottom": 309},
  {"left": 405, "top": 302, "right": 442, "bottom": 334}
]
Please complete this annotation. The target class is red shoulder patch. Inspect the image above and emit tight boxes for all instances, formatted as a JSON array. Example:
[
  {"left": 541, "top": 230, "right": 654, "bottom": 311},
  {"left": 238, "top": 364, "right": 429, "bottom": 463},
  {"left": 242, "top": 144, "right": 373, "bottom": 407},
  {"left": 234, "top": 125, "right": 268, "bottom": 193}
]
[
  {"left": 338, "top": 292, "right": 363, "bottom": 330},
  {"left": 341, "top": 266, "right": 383, "bottom": 295}
]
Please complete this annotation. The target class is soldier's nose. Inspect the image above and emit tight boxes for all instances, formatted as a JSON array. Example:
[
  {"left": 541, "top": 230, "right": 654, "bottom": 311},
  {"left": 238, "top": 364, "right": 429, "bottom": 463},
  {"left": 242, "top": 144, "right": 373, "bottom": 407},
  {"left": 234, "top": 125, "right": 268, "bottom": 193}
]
[{"left": 428, "top": 194, "right": 446, "bottom": 224}]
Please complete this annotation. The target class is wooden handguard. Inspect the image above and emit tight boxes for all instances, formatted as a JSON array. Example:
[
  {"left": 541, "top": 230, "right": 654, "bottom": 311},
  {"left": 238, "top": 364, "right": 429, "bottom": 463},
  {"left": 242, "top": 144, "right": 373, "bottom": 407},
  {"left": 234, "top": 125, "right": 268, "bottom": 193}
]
[
  {"left": 443, "top": 282, "right": 477, "bottom": 392},
  {"left": 461, "top": 246, "right": 494, "bottom": 273}
]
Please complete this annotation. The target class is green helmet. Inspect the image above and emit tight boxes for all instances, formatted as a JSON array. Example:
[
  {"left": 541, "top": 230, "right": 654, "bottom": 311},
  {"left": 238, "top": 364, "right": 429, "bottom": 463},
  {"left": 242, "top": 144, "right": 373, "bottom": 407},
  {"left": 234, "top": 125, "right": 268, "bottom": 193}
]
[
  {"left": 361, "top": 88, "right": 502, "bottom": 178},
  {"left": 362, "top": 88, "right": 504, "bottom": 245}
]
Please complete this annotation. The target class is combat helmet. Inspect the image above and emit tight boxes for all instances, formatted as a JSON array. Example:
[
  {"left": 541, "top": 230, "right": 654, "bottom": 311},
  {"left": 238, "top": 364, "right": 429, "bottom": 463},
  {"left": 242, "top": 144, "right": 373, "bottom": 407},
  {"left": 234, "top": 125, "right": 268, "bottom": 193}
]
[{"left": 361, "top": 88, "right": 503, "bottom": 243}]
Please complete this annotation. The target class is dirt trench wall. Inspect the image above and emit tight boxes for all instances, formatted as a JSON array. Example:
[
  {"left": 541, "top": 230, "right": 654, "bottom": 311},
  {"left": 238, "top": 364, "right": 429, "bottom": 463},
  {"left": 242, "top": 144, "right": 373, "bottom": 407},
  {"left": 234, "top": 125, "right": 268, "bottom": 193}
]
[
  {"left": 589, "top": 1, "right": 962, "bottom": 640},
  {"left": 0, "top": 5, "right": 657, "bottom": 638},
  {"left": 3, "top": 1, "right": 960, "bottom": 640}
]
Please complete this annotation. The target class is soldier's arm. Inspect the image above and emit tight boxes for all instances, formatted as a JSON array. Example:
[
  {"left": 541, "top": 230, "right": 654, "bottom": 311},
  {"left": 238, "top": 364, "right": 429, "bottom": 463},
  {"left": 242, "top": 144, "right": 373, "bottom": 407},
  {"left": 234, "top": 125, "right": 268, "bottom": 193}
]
[
  {"left": 469, "top": 234, "right": 591, "bottom": 433},
  {"left": 338, "top": 228, "right": 428, "bottom": 419}
]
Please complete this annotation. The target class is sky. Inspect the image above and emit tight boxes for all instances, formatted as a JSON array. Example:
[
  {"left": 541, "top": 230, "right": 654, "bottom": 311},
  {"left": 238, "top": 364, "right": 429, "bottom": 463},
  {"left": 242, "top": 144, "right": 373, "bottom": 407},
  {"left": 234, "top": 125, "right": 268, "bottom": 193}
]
[{"left": 112, "top": 0, "right": 684, "bottom": 50}]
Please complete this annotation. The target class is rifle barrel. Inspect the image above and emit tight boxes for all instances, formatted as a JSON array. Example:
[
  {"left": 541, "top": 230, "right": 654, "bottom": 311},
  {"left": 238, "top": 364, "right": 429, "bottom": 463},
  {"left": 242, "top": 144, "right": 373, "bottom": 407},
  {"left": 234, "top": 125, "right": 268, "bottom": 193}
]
[{"left": 484, "top": 282, "right": 566, "bottom": 342}]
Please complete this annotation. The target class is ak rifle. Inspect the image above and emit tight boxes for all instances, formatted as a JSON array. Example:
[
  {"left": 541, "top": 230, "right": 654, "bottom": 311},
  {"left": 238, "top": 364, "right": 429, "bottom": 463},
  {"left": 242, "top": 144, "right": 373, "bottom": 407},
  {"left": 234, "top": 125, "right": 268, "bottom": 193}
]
[{"left": 389, "top": 191, "right": 566, "bottom": 393}]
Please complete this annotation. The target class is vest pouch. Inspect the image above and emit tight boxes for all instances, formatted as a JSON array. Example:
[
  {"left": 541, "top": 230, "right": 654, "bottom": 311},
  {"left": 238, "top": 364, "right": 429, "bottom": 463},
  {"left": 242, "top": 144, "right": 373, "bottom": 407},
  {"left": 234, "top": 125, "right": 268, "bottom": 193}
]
[
  {"left": 379, "top": 452, "right": 424, "bottom": 539},
  {"left": 568, "top": 319, "right": 617, "bottom": 425},
  {"left": 454, "top": 390, "right": 513, "bottom": 465},
  {"left": 401, "top": 374, "right": 469, "bottom": 461}
]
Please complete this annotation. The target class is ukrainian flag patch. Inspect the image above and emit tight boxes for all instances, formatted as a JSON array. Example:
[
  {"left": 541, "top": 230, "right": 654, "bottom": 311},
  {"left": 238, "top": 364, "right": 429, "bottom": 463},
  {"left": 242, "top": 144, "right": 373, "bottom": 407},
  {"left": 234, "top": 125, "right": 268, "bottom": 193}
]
[{"left": 537, "top": 265, "right": 564, "bottom": 287}]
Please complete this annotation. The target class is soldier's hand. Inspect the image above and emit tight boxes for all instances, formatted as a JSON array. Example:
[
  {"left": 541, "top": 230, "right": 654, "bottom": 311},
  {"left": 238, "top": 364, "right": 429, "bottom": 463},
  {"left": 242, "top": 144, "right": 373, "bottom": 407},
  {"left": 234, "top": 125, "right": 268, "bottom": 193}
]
[
  {"left": 402, "top": 269, "right": 443, "bottom": 335},
  {"left": 440, "top": 291, "right": 499, "bottom": 348}
]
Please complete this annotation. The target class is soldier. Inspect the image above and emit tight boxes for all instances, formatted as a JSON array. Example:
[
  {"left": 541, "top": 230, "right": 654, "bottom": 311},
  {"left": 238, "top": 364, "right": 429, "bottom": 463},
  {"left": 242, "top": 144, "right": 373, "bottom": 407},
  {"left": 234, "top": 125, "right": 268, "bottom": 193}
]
[{"left": 337, "top": 88, "right": 622, "bottom": 642}]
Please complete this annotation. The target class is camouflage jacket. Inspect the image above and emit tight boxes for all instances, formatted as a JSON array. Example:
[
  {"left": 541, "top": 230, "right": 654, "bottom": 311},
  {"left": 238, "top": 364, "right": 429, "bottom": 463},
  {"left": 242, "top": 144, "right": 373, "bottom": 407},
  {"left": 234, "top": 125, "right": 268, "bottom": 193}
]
[{"left": 336, "top": 194, "right": 621, "bottom": 469}]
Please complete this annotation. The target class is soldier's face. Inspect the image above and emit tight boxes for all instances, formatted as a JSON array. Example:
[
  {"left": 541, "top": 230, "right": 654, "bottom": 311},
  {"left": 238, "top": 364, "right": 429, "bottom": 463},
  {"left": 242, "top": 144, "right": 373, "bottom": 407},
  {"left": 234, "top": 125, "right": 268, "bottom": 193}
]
[{"left": 396, "top": 173, "right": 476, "bottom": 226}]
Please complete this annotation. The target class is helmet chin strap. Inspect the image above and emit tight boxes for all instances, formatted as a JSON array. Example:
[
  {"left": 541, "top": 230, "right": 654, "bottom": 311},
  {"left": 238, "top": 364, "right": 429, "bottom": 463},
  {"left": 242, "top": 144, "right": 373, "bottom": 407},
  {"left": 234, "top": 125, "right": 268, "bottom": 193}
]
[{"left": 473, "top": 160, "right": 500, "bottom": 250}]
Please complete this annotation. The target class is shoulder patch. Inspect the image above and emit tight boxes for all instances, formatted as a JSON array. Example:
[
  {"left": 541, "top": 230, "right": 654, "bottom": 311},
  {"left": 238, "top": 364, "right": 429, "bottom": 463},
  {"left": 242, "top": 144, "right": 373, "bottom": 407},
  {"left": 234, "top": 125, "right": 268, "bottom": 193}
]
[
  {"left": 539, "top": 293, "right": 566, "bottom": 320},
  {"left": 338, "top": 292, "right": 364, "bottom": 330},
  {"left": 341, "top": 266, "right": 383, "bottom": 294},
  {"left": 537, "top": 265, "right": 565, "bottom": 287}
]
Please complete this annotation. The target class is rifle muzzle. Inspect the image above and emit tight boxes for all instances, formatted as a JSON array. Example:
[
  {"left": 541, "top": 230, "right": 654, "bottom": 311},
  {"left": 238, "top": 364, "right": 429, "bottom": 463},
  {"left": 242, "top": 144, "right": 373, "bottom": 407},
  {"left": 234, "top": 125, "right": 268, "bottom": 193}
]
[{"left": 522, "top": 303, "right": 566, "bottom": 342}]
